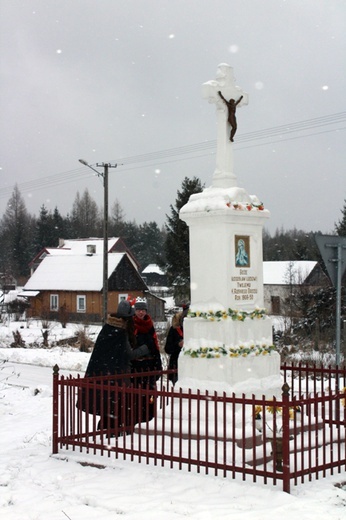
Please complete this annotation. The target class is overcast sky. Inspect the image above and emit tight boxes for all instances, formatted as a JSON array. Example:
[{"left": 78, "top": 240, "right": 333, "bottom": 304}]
[{"left": 0, "top": 0, "right": 345, "bottom": 235}]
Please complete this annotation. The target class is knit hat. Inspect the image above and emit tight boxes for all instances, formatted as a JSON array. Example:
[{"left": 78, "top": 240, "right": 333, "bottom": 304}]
[
  {"left": 134, "top": 297, "right": 147, "bottom": 311},
  {"left": 115, "top": 300, "right": 135, "bottom": 318}
]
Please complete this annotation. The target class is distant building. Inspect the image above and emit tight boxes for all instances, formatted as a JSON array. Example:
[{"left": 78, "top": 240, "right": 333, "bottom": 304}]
[
  {"left": 20, "top": 238, "right": 165, "bottom": 323},
  {"left": 141, "top": 264, "right": 168, "bottom": 287},
  {"left": 263, "top": 261, "right": 329, "bottom": 315}
]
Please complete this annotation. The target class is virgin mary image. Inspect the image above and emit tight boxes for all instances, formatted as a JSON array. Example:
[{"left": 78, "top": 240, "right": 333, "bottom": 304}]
[{"left": 235, "top": 238, "right": 249, "bottom": 267}]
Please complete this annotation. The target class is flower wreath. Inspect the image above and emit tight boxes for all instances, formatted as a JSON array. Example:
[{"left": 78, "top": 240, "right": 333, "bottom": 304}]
[
  {"left": 183, "top": 343, "right": 276, "bottom": 359},
  {"left": 187, "top": 307, "right": 268, "bottom": 322}
]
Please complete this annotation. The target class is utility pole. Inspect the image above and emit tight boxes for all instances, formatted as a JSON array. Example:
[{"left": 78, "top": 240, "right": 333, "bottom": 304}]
[{"left": 79, "top": 159, "right": 118, "bottom": 323}]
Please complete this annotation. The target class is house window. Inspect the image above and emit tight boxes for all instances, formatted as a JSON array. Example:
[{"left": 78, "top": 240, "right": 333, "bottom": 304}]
[
  {"left": 118, "top": 294, "right": 128, "bottom": 303},
  {"left": 77, "top": 295, "right": 86, "bottom": 313},
  {"left": 50, "top": 294, "right": 59, "bottom": 311},
  {"left": 271, "top": 296, "right": 281, "bottom": 315}
]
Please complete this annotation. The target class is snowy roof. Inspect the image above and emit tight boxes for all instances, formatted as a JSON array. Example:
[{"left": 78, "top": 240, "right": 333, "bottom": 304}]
[
  {"left": 45, "top": 248, "right": 71, "bottom": 255},
  {"left": 142, "top": 264, "right": 164, "bottom": 275},
  {"left": 2, "top": 289, "right": 27, "bottom": 303},
  {"left": 24, "top": 253, "right": 125, "bottom": 291},
  {"left": 263, "top": 261, "right": 318, "bottom": 285},
  {"left": 58, "top": 237, "right": 120, "bottom": 254},
  {"left": 17, "top": 290, "right": 40, "bottom": 297}
]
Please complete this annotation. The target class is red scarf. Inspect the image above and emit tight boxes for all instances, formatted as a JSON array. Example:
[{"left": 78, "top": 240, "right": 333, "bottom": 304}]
[
  {"left": 134, "top": 315, "right": 159, "bottom": 351},
  {"left": 176, "top": 326, "right": 183, "bottom": 338}
]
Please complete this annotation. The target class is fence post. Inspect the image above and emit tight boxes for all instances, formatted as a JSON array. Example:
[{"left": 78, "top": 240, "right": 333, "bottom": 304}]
[
  {"left": 52, "top": 364, "right": 60, "bottom": 454},
  {"left": 281, "top": 382, "right": 290, "bottom": 493}
]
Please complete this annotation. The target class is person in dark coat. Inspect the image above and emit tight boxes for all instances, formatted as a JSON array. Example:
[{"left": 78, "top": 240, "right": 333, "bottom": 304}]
[
  {"left": 131, "top": 297, "right": 162, "bottom": 422},
  {"left": 165, "top": 304, "right": 189, "bottom": 384},
  {"left": 81, "top": 300, "right": 150, "bottom": 433}
]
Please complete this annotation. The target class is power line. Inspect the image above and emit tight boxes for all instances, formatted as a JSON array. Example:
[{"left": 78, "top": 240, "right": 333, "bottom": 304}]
[
  {"left": 0, "top": 112, "right": 344, "bottom": 201},
  {"left": 109, "top": 112, "right": 346, "bottom": 164}
]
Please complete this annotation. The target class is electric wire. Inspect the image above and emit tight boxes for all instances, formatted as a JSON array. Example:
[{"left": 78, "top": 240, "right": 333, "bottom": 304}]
[{"left": 0, "top": 112, "right": 344, "bottom": 201}]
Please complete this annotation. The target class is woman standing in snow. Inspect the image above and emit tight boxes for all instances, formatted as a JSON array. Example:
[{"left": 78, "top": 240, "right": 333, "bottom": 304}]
[
  {"left": 132, "top": 297, "right": 162, "bottom": 422},
  {"left": 81, "top": 300, "right": 150, "bottom": 434},
  {"left": 165, "top": 304, "right": 189, "bottom": 384}
]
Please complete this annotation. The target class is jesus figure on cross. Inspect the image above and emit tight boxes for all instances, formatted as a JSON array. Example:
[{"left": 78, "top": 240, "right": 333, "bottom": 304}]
[{"left": 218, "top": 91, "right": 243, "bottom": 142}]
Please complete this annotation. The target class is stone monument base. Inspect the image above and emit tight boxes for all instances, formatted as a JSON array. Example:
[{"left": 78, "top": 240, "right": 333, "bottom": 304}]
[
  {"left": 177, "top": 352, "right": 281, "bottom": 398},
  {"left": 176, "top": 313, "right": 281, "bottom": 395}
]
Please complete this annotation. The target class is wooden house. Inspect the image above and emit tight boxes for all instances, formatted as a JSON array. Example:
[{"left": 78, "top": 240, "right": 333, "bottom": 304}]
[
  {"left": 263, "top": 260, "right": 330, "bottom": 315},
  {"left": 20, "top": 238, "right": 165, "bottom": 323}
]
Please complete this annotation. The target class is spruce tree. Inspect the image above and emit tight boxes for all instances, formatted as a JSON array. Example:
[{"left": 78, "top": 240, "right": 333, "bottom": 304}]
[
  {"left": 0, "top": 185, "right": 35, "bottom": 279},
  {"left": 52, "top": 207, "right": 66, "bottom": 245},
  {"left": 134, "top": 221, "right": 166, "bottom": 268},
  {"left": 34, "top": 205, "right": 53, "bottom": 252},
  {"left": 163, "top": 177, "right": 204, "bottom": 300},
  {"left": 34, "top": 205, "right": 66, "bottom": 253},
  {"left": 335, "top": 199, "right": 346, "bottom": 236},
  {"left": 109, "top": 199, "right": 126, "bottom": 237},
  {"left": 71, "top": 189, "right": 101, "bottom": 238}
]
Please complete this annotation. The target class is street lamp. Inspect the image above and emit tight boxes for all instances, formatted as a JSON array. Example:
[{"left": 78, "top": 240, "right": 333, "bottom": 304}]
[{"left": 78, "top": 159, "right": 118, "bottom": 324}]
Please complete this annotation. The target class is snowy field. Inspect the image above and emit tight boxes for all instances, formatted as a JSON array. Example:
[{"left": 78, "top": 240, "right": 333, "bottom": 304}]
[{"left": 0, "top": 319, "right": 345, "bottom": 519}]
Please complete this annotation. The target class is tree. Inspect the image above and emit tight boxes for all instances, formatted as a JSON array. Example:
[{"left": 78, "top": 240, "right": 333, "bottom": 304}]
[
  {"left": 0, "top": 185, "right": 35, "bottom": 279},
  {"left": 109, "top": 199, "right": 126, "bottom": 237},
  {"left": 131, "top": 221, "right": 166, "bottom": 268},
  {"left": 289, "top": 285, "right": 344, "bottom": 346},
  {"left": 35, "top": 205, "right": 51, "bottom": 251},
  {"left": 263, "top": 227, "right": 320, "bottom": 261},
  {"left": 71, "top": 189, "right": 101, "bottom": 238},
  {"left": 163, "top": 177, "right": 204, "bottom": 300},
  {"left": 33, "top": 205, "right": 68, "bottom": 253},
  {"left": 52, "top": 207, "right": 67, "bottom": 245},
  {"left": 34, "top": 205, "right": 55, "bottom": 252},
  {"left": 119, "top": 219, "right": 141, "bottom": 258},
  {"left": 335, "top": 199, "right": 346, "bottom": 236},
  {"left": 61, "top": 212, "right": 75, "bottom": 239}
]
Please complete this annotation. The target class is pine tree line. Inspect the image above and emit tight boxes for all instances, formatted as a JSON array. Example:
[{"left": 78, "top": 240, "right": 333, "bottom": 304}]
[
  {"left": 0, "top": 182, "right": 345, "bottom": 294},
  {"left": 0, "top": 185, "right": 166, "bottom": 282}
]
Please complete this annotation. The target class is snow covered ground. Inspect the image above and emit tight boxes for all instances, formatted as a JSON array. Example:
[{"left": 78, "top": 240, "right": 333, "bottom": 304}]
[{"left": 0, "top": 320, "right": 345, "bottom": 519}]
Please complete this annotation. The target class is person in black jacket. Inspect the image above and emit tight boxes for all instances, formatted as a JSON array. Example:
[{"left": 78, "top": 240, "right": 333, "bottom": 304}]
[
  {"left": 81, "top": 300, "right": 150, "bottom": 434},
  {"left": 165, "top": 304, "right": 189, "bottom": 384},
  {"left": 132, "top": 297, "right": 162, "bottom": 422}
]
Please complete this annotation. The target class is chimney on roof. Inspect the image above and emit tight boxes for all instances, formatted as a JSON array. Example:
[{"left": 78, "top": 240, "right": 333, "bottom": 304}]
[
  {"left": 87, "top": 244, "right": 96, "bottom": 256},
  {"left": 59, "top": 238, "right": 65, "bottom": 248}
]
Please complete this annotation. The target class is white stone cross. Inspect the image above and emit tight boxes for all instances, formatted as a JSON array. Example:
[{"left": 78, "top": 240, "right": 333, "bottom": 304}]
[{"left": 202, "top": 64, "right": 248, "bottom": 188}]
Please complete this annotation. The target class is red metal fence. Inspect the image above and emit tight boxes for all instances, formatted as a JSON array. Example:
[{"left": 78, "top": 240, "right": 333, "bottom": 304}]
[{"left": 52, "top": 364, "right": 346, "bottom": 493}]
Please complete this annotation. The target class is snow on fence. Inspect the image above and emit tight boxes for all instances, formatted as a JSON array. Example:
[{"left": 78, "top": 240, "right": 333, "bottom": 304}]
[{"left": 52, "top": 364, "right": 346, "bottom": 493}]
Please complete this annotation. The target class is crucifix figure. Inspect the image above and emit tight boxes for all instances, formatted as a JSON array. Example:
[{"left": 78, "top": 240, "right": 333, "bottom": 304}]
[
  {"left": 218, "top": 91, "right": 243, "bottom": 142},
  {"left": 202, "top": 64, "right": 248, "bottom": 188}
]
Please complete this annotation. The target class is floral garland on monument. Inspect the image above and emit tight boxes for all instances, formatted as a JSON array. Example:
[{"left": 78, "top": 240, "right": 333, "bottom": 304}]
[
  {"left": 225, "top": 201, "right": 265, "bottom": 211},
  {"left": 188, "top": 307, "right": 267, "bottom": 321},
  {"left": 184, "top": 343, "right": 277, "bottom": 359}
]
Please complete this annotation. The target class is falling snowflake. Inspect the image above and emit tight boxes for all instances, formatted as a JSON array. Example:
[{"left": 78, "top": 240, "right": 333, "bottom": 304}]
[
  {"left": 254, "top": 81, "right": 264, "bottom": 90},
  {"left": 229, "top": 44, "right": 239, "bottom": 54}
]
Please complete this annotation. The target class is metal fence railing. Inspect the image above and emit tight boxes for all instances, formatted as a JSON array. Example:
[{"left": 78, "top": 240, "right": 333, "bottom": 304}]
[{"left": 52, "top": 364, "right": 346, "bottom": 493}]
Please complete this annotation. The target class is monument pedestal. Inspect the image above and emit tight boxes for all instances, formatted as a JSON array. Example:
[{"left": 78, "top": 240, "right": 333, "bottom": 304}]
[{"left": 179, "top": 185, "right": 280, "bottom": 392}]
